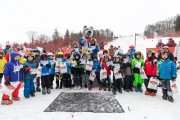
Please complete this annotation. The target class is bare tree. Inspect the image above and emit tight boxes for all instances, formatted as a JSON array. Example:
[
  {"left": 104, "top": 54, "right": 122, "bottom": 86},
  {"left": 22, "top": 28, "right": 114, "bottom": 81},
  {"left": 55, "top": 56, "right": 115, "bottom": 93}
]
[{"left": 27, "top": 31, "right": 37, "bottom": 41}]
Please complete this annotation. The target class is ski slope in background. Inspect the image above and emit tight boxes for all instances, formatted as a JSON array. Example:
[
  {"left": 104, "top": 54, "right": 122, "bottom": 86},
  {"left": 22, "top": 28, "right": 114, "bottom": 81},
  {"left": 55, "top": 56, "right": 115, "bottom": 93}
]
[{"left": 0, "top": 36, "right": 180, "bottom": 120}]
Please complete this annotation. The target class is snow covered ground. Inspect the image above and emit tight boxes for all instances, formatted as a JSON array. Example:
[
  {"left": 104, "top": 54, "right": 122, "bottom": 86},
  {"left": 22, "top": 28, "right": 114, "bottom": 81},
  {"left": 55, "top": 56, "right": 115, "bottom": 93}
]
[{"left": 0, "top": 36, "right": 180, "bottom": 120}]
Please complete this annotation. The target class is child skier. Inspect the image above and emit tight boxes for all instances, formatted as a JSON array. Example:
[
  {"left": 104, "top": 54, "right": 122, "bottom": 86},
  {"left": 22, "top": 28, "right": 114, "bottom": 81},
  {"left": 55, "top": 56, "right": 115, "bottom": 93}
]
[
  {"left": 0, "top": 50, "right": 6, "bottom": 88},
  {"left": 40, "top": 53, "right": 51, "bottom": 95},
  {"left": 47, "top": 52, "right": 55, "bottom": 89},
  {"left": 101, "top": 54, "right": 112, "bottom": 91},
  {"left": 122, "top": 53, "right": 133, "bottom": 92},
  {"left": 61, "top": 54, "right": 72, "bottom": 90},
  {"left": 157, "top": 50, "right": 177, "bottom": 102},
  {"left": 71, "top": 42, "right": 81, "bottom": 57},
  {"left": 131, "top": 51, "right": 144, "bottom": 92},
  {"left": 55, "top": 52, "right": 64, "bottom": 89},
  {"left": 2, "top": 52, "right": 23, "bottom": 105},
  {"left": 89, "top": 56, "right": 102, "bottom": 91},
  {"left": 112, "top": 55, "right": 123, "bottom": 94},
  {"left": 80, "top": 53, "right": 89, "bottom": 91},
  {"left": 23, "top": 53, "right": 38, "bottom": 98},
  {"left": 88, "top": 38, "right": 100, "bottom": 60},
  {"left": 144, "top": 50, "right": 157, "bottom": 96},
  {"left": 71, "top": 52, "right": 82, "bottom": 90},
  {"left": 33, "top": 49, "right": 41, "bottom": 92}
]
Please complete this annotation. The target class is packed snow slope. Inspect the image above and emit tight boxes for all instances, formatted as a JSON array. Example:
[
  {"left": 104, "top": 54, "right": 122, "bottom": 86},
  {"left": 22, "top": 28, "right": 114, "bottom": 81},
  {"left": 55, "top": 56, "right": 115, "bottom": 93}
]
[{"left": 0, "top": 36, "right": 180, "bottom": 120}]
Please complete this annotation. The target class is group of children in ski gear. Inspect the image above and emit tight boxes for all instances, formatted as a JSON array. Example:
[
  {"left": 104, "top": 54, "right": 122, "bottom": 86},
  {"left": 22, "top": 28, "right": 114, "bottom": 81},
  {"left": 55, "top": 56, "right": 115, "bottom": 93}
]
[{"left": 0, "top": 39, "right": 178, "bottom": 105}]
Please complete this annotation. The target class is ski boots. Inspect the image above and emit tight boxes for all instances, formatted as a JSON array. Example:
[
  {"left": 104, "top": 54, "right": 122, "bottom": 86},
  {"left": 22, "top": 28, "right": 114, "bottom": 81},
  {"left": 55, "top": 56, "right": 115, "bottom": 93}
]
[
  {"left": 1, "top": 99, "right": 13, "bottom": 105},
  {"left": 42, "top": 88, "right": 46, "bottom": 95},
  {"left": 36, "top": 87, "right": 41, "bottom": 92}
]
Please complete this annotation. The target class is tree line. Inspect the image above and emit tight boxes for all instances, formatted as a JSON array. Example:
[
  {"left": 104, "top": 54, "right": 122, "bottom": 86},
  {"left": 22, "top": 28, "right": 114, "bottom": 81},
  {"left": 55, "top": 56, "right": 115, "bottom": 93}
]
[
  {"left": 144, "top": 14, "right": 180, "bottom": 38},
  {"left": 12, "top": 28, "right": 114, "bottom": 52}
]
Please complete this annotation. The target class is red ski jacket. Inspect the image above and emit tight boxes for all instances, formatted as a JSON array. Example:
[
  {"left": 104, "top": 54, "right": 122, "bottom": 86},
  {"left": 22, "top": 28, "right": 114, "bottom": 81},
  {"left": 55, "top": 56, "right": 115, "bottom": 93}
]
[
  {"left": 144, "top": 59, "right": 157, "bottom": 77},
  {"left": 102, "top": 61, "right": 111, "bottom": 75}
]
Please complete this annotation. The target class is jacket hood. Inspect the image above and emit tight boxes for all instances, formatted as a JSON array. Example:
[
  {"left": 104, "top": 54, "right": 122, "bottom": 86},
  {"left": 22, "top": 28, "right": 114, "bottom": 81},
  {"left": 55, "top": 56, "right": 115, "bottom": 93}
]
[{"left": 10, "top": 52, "right": 20, "bottom": 62}]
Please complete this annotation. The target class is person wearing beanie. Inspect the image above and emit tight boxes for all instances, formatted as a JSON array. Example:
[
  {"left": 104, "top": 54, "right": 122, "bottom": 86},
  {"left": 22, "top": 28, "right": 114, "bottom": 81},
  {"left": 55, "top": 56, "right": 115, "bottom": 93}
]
[
  {"left": 156, "top": 39, "right": 165, "bottom": 48},
  {"left": 23, "top": 52, "right": 38, "bottom": 98},
  {"left": 131, "top": 51, "right": 144, "bottom": 92},
  {"left": 166, "top": 38, "right": 177, "bottom": 47},
  {"left": 0, "top": 50, "right": 7, "bottom": 88},
  {"left": 157, "top": 50, "right": 177, "bottom": 102},
  {"left": 144, "top": 50, "right": 157, "bottom": 96},
  {"left": 108, "top": 45, "right": 115, "bottom": 61}
]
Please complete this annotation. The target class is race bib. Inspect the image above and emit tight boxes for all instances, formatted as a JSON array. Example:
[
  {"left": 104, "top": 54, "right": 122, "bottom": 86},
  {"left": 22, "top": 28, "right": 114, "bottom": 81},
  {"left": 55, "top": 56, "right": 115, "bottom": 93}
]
[
  {"left": 80, "top": 59, "right": 86, "bottom": 65},
  {"left": 60, "top": 62, "right": 67, "bottom": 74},
  {"left": 135, "top": 62, "right": 141, "bottom": 68},
  {"left": 50, "top": 60, "right": 55, "bottom": 65},
  {"left": 114, "top": 69, "right": 122, "bottom": 79},
  {"left": 123, "top": 59, "right": 129, "bottom": 63},
  {"left": 100, "top": 69, "right": 107, "bottom": 80},
  {"left": 74, "top": 48, "right": 79, "bottom": 52},
  {"left": 86, "top": 61, "right": 93, "bottom": 71},
  {"left": 89, "top": 71, "right": 96, "bottom": 81},
  {"left": 13, "top": 65, "right": 23, "bottom": 72},
  {"left": 114, "top": 64, "right": 120, "bottom": 69},
  {"left": 106, "top": 61, "right": 113, "bottom": 66},
  {"left": 42, "top": 61, "right": 48, "bottom": 66},
  {"left": 30, "top": 69, "right": 38, "bottom": 75},
  {"left": 170, "top": 81, "right": 178, "bottom": 94},
  {"left": 148, "top": 77, "right": 158, "bottom": 90}
]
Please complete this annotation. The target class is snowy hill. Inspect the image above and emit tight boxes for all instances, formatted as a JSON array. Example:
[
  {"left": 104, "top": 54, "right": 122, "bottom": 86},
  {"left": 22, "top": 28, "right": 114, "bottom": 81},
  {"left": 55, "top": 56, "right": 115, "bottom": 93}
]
[{"left": 0, "top": 36, "right": 180, "bottom": 120}]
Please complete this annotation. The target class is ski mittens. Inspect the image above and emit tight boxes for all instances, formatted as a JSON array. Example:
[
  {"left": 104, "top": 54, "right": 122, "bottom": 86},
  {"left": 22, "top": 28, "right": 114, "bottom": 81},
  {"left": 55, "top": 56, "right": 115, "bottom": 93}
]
[
  {"left": 25, "top": 67, "right": 32, "bottom": 72},
  {"left": 46, "top": 64, "right": 51, "bottom": 68},
  {"left": 172, "top": 76, "right": 176, "bottom": 81},
  {"left": 4, "top": 78, "right": 10, "bottom": 85}
]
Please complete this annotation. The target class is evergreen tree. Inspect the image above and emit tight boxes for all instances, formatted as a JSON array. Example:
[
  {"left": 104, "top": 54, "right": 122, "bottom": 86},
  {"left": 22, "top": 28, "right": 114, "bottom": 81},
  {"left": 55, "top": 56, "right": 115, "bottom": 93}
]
[{"left": 175, "top": 14, "right": 180, "bottom": 32}]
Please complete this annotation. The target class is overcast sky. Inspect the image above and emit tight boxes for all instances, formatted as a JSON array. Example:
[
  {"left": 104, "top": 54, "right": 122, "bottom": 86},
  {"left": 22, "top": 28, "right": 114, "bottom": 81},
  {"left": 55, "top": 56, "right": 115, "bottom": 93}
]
[{"left": 0, "top": 0, "right": 180, "bottom": 45}]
